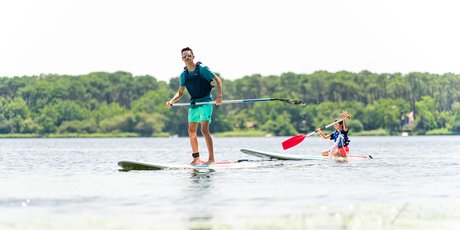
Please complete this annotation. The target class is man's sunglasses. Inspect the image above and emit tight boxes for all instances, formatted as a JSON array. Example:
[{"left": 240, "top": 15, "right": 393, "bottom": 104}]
[{"left": 182, "top": 54, "right": 193, "bottom": 59}]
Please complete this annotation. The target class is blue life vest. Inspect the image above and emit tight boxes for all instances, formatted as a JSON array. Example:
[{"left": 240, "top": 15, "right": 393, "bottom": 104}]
[
  {"left": 330, "top": 129, "right": 350, "bottom": 147},
  {"left": 183, "top": 62, "right": 213, "bottom": 100}
]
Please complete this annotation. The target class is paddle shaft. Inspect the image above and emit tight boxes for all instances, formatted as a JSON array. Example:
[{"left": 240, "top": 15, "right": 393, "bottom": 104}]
[
  {"left": 306, "top": 118, "right": 344, "bottom": 137},
  {"left": 172, "top": 98, "right": 304, "bottom": 107},
  {"left": 281, "top": 118, "right": 345, "bottom": 150}
]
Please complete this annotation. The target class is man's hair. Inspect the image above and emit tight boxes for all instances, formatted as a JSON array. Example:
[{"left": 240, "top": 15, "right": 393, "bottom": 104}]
[
  {"left": 335, "top": 119, "right": 344, "bottom": 125},
  {"left": 181, "top": 47, "right": 194, "bottom": 55}
]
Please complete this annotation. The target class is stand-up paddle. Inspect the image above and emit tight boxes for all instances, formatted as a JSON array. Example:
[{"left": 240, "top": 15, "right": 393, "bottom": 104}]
[
  {"left": 172, "top": 98, "right": 305, "bottom": 107},
  {"left": 282, "top": 119, "right": 344, "bottom": 150}
]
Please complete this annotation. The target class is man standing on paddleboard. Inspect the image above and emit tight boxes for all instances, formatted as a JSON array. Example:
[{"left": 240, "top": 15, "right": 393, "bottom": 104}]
[{"left": 166, "top": 47, "right": 223, "bottom": 165}]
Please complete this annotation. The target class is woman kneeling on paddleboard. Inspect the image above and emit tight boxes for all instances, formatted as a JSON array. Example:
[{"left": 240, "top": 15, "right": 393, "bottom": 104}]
[{"left": 317, "top": 111, "right": 351, "bottom": 158}]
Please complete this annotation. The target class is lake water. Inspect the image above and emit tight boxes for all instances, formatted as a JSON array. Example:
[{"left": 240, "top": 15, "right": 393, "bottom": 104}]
[{"left": 1, "top": 136, "right": 460, "bottom": 229}]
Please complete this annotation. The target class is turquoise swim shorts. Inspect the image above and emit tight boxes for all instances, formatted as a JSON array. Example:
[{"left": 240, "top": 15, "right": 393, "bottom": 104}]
[{"left": 188, "top": 104, "right": 213, "bottom": 123}]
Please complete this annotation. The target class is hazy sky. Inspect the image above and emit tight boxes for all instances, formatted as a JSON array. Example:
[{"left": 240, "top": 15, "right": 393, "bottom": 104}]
[{"left": 1, "top": 0, "right": 459, "bottom": 81}]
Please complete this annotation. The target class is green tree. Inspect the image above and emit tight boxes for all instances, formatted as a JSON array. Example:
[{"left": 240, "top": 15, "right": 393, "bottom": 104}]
[
  {"left": 58, "top": 120, "right": 98, "bottom": 134},
  {"left": 35, "top": 106, "right": 59, "bottom": 134},
  {"left": 449, "top": 102, "right": 460, "bottom": 133},
  {"left": 131, "top": 88, "right": 171, "bottom": 114},
  {"left": 414, "top": 96, "right": 438, "bottom": 134},
  {"left": 99, "top": 113, "right": 135, "bottom": 133},
  {"left": 91, "top": 102, "right": 126, "bottom": 125},
  {"left": 133, "top": 112, "right": 168, "bottom": 136}
]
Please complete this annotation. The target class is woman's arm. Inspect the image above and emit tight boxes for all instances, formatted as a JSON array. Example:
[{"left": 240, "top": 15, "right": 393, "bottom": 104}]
[
  {"left": 341, "top": 111, "right": 351, "bottom": 132},
  {"left": 317, "top": 129, "right": 330, "bottom": 140}
]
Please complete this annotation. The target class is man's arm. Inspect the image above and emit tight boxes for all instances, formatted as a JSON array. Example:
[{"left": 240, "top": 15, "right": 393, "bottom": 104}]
[
  {"left": 213, "top": 76, "right": 223, "bottom": 105},
  {"left": 166, "top": 86, "right": 185, "bottom": 108}
]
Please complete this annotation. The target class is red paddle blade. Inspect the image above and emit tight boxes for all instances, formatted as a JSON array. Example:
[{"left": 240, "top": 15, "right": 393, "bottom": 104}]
[{"left": 282, "top": 134, "right": 307, "bottom": 150}]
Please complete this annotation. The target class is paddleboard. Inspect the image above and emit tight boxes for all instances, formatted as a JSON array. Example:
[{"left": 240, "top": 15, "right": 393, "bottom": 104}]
[
  {"left": 240, "top": 148, "right": 372, "bottom": 161},
  {"left": 118, "top": 160, "right": 267, "bottom": 171}
]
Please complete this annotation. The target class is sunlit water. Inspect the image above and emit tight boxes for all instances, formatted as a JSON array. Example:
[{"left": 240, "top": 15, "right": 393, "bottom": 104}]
[{"left": 1, "top": 136, "right": 460, "bottom": 229}]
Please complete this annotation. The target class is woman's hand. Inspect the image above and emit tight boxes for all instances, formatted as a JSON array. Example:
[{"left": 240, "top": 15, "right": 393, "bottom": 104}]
[{"left": 341, "top": 110, "right": 351, "bottom": 119}]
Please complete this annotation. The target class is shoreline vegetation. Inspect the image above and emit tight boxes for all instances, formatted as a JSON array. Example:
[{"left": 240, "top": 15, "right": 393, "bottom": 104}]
[
  {"left": 1, "top": 71, "right": 459, "bottom": 137},
  {"left": 0, "top": 129, "right": 457, "bottom": 138}
]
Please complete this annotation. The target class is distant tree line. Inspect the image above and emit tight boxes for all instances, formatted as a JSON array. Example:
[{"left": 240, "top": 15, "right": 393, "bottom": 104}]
[{"left": 0, "top": 70, "right": 459, "bottom": 137}]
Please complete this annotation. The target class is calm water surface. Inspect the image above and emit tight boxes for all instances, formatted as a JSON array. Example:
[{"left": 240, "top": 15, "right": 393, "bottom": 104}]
[{"left": 1, "top": 136, "right": 460, "bottom": 229}]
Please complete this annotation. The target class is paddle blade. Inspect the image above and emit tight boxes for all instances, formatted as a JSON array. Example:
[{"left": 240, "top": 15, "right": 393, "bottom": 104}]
[
  {"left": 276, "top": 98, "right": 306, "bottom": 105},
  {"left": 282, "top": 134, "right": 307, "bottom": 150}
]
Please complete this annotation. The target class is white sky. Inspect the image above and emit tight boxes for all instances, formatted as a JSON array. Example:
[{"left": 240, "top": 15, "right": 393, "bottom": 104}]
[{"left": 1, "top": 0, "right": 459, "bottom": 81}]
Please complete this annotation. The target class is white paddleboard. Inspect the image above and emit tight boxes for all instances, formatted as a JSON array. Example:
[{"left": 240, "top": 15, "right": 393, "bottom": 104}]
[
  {"left": 240, "top": 148, "right": 372, "bottom": 161},
  {"left": 240, "top": 148, "right": 325, "bottom": 160},
  {"left": 118, "top": 160, "right": 268, "bottom": 171}
]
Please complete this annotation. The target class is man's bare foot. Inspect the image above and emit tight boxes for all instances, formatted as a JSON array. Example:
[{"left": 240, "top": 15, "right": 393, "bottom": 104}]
[
  {"left": 204, "top": 160, "right": 215, "bottom": 165},
  {"left": 190, "top": 159, "right": 204, "bottom": 165}
]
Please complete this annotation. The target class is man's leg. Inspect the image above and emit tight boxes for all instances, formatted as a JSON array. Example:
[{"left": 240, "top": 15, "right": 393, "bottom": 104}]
[
  {"left": 200, "top": 121, "right": 215, "bottom": 165},
  {"left": 188, "top": 122, "right": 201, "bottom": 164}
]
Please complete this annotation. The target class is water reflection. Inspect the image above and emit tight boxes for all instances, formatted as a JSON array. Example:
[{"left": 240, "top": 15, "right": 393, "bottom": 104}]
[
  {"left": 188, "top": 216, "right": 213, "bottom": 230},
  {"left": 190, "top": 171, "right": 215, "bottom": 188},
  {"left": 187, "top": 171, "right": 215, "bottom": 230}
]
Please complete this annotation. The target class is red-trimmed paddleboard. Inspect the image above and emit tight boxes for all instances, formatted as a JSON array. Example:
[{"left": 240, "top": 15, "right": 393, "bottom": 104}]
[{"left": 240, "top": 148, "right": 372, "bottom": 161}]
